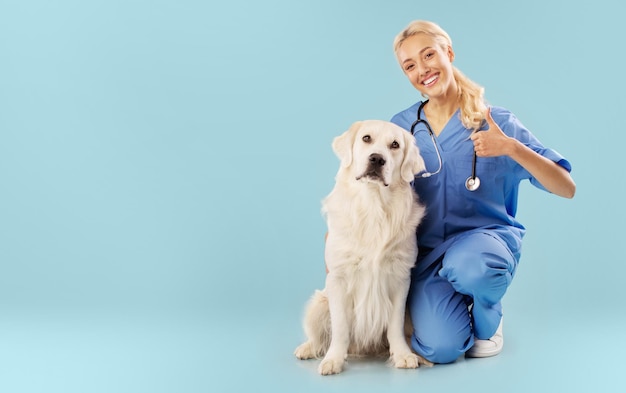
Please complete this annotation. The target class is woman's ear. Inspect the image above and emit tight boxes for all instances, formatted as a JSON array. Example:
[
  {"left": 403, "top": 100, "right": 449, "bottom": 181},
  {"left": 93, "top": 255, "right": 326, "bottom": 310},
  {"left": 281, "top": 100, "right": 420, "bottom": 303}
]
[
  {"left": 332, "top": 121, "right": 361, "bottom": 168},
  {"left": 447, "top": 45, "right": 455, "bottom": 62}
]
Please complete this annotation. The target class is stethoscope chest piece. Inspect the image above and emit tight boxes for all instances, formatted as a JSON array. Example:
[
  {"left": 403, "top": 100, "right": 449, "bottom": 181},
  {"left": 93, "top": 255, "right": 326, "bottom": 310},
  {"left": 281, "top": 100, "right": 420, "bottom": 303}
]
[
  {"left": 465, "top": 150, "right": 481, "bottom": 191},
  {"left": 465, "top": 175, "right": 480, "bottom": 191}
]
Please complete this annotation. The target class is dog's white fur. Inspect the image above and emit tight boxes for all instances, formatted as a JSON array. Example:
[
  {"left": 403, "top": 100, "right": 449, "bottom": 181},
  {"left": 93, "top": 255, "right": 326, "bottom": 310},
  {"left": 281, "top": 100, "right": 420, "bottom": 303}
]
[{"left": 294, "top": 120, "right": 431, "bottom": 375}]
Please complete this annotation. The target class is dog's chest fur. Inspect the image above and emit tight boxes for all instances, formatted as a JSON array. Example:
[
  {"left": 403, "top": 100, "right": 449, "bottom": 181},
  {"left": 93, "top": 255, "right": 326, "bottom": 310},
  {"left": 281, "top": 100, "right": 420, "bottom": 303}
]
[
  {"left": 324, "top": 181, "right": 422, "bottom": 261},
  {"left": 323, "top": 182, "right": 423, "bottom": 353}
]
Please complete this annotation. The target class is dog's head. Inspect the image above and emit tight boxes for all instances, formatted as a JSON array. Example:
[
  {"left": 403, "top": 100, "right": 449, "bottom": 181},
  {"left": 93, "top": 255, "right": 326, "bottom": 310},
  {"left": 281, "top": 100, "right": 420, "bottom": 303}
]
[{"left": 332, "top": 120, "right": 425, "bottom": 186}]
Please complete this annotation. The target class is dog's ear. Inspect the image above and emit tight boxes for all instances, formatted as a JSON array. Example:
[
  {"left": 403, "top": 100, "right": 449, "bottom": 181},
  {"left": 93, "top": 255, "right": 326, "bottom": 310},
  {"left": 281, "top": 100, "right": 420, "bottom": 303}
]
[
  {"left": 332, "top": 121, "right": 361, "bottom": 168},
  {"left": 401, "top": 131, "right": 426, "bottom": 183}
]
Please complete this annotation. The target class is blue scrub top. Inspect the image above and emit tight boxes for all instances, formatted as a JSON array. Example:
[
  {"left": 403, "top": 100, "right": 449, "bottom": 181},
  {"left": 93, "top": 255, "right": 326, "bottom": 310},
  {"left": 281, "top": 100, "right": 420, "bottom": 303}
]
[{"left": 391, "top": 101, "right": 572, "bottom": 269}]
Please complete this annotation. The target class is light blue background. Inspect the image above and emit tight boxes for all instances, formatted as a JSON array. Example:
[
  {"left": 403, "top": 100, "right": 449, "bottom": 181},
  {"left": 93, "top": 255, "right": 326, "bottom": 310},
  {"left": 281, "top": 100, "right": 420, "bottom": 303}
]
[{"left": 1, "top": 0, "right": 624, "bottom": 392}]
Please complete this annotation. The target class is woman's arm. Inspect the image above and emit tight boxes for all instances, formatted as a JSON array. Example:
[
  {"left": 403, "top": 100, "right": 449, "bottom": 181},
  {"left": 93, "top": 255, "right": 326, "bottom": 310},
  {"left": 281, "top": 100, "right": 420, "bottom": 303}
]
[
  {"left": 470, "top": 108, "right": 576, "bottom": 199},
  {"left": 506, "top": 140, "right": 576, "bottom": 198}
]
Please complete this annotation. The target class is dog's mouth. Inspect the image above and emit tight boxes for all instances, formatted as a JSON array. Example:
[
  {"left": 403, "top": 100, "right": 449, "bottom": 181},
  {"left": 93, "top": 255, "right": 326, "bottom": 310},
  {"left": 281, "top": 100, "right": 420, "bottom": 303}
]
[{"left": 356, "top": 171, "right": 389, "bottom": 187}]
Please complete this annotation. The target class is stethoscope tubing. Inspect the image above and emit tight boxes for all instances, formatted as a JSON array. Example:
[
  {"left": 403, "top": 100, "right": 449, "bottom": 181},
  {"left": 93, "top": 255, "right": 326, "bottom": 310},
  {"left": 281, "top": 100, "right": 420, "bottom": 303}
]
[{"left": 410, "top": 100, "right": 480, "bottom": 191}]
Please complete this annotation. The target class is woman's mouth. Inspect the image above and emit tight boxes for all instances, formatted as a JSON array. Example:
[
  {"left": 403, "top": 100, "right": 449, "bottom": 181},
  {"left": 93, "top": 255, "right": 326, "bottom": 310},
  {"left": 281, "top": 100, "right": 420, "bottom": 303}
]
[{"left": 422, "top": 74, "right": 438, "bottom": 87}]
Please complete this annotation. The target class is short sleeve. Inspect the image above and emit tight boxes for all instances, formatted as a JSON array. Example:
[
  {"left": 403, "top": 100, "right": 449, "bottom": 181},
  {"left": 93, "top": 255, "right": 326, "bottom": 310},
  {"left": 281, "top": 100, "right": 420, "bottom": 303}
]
[{"left": 490, "top": 106, "right": 572, "bottom": 192}]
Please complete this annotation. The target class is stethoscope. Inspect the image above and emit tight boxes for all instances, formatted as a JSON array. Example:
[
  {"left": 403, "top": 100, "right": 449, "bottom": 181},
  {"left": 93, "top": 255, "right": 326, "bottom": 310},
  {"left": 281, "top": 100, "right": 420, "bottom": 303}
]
[{"left": 410, "top": 100, "right": 481, "bottom": 191}]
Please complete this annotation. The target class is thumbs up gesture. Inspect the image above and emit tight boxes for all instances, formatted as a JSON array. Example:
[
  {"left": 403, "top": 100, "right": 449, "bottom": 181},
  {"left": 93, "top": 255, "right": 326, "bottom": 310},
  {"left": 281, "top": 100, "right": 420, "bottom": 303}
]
[{"left": 470, "top": 107, "right": 513, "bottom": 157}]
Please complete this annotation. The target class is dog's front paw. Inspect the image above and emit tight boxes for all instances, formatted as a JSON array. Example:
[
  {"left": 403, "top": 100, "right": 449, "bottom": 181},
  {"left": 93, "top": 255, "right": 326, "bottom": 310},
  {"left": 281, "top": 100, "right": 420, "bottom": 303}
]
[
  {"left": 294, "top": 342, "right": 314, "bottom": 360},
  {"left": 318, "top": 356, "right": 345, "bottom": 375},
  {"left": 393, "top": 352, "right": 434, "bottom": 369},
  {"left": 392, "top": 352, "right": 420, "bottom": 369}
]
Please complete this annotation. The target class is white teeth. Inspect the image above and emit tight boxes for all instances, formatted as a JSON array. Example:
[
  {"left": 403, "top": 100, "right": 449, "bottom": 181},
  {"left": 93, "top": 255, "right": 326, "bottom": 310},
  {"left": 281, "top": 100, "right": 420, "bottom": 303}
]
[{"left": 423, "top": 75, "right": 437, "bottom": 85}]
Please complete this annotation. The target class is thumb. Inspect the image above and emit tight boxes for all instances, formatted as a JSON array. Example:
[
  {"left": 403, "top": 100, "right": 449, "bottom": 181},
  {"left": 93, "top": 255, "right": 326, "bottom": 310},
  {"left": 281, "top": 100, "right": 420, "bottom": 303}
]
[{"left": 484, "top": 106, "right": 503, "bottom": 134}]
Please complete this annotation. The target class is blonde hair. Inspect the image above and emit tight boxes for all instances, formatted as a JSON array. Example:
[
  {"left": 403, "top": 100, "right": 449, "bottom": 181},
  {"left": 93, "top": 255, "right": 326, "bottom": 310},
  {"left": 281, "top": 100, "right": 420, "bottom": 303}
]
[{"left": 394, "top": 20, "right": 486, "bottom": 131}]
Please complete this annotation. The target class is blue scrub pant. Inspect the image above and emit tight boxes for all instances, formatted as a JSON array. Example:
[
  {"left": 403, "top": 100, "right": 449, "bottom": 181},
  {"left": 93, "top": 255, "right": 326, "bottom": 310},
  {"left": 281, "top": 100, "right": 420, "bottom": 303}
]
[{"left": 407, "top": 232, "right": 518, "bottom": 364}]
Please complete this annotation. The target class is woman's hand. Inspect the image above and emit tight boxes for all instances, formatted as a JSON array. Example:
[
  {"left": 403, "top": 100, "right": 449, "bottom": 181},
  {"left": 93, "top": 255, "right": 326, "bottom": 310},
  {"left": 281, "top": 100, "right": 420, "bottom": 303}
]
[{"left": 470, "top": 107, "right": 514, "bottom": 157}]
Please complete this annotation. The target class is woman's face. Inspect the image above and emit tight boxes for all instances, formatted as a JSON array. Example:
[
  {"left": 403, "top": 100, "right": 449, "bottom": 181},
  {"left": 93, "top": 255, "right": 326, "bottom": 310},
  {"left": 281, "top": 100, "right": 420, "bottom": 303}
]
[{"left": 396, "top": 33, "right": 456, "bottom": 100}]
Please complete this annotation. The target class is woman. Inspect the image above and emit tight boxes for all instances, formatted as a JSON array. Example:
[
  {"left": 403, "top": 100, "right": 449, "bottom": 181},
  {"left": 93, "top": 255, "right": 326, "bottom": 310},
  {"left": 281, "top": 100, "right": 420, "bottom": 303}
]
[{"left": 390, "top": 20, "right": 575, "bottom": 364}]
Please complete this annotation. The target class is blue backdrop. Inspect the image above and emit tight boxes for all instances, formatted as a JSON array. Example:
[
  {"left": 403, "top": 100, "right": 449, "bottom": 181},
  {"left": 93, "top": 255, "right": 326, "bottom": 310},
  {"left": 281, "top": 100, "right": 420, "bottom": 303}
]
[{"left": 1, "top": 0, "right": 624, "bottom": 392}]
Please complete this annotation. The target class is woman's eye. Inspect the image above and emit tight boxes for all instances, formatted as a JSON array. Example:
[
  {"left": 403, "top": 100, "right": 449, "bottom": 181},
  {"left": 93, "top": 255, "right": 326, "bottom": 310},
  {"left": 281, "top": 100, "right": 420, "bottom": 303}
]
[
  {"left": 391, "top": 141, "right": 400, "bottom": 149},
  {"left": 362, "top": 135, "right": 371, "bottom": 143},
  {"left": 405, "top": 64, "right": 414, "bottom": 72}
]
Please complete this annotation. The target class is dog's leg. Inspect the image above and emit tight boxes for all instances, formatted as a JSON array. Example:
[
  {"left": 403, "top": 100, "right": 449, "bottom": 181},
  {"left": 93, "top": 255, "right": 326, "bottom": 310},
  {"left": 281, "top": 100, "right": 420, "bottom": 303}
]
[
  {"left": 318, "top": 276, "right": 350, "bottom": 375},
  {"left": 294, "top": 290, "right": 331, "bottom": 360},
  {"left": 387, "top": 281, "right": 432, "bottom": 369}
]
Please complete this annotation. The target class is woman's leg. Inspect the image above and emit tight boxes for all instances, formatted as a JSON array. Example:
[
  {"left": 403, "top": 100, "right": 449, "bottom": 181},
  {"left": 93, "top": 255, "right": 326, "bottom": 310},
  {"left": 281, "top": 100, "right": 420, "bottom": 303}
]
[
  {"left": 439, "top": 232, "right": 517, "bottom": 339},
  {"left": 407, "top": 260, "right": 474, "bottom": 364}
]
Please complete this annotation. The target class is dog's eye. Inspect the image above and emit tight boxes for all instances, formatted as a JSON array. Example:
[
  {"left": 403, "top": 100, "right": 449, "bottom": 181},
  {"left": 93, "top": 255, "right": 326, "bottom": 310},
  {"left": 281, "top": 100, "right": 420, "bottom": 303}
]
[
  {"left": 390, "top": 141, "right": 400, "bottom": 149},
  {"left": 362, "top": 135, "right": 371, "bottom": 143}
]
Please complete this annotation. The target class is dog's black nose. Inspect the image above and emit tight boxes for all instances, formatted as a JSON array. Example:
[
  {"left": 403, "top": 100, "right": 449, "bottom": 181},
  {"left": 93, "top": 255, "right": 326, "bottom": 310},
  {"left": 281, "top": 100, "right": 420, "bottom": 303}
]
[{"left": 369, "top": 153, "right": 386, "bottom": 167}]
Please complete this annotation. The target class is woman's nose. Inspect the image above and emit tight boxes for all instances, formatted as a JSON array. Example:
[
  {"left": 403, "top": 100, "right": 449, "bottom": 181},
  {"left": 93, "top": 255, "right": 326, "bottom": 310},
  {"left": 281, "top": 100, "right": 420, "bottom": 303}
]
[{"left": 416, "top": 60, "right": 429, "bottom": 76}]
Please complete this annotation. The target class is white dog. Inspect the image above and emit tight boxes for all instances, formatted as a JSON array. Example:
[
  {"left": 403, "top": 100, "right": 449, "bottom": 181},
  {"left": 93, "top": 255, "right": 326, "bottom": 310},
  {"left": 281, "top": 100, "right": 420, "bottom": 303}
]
[{"left": 294, "top": 120, "right": 432, "bottom": 375}]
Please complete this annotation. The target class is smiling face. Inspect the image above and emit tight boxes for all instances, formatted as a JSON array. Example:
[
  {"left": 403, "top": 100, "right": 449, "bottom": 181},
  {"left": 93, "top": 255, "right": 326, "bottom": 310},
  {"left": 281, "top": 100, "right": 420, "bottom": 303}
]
[{"left": 395, "top": 33, "right": 456, "bottom": 100}]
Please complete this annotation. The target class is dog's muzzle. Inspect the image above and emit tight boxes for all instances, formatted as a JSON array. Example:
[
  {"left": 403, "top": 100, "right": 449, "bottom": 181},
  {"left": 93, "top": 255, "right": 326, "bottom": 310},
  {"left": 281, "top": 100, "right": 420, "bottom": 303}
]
[
  {"left": 356, "top": 153, "right": 388, "bottom": 186},
  {"left": 368, "top": 153, "right": 386, "bottom": 168}
]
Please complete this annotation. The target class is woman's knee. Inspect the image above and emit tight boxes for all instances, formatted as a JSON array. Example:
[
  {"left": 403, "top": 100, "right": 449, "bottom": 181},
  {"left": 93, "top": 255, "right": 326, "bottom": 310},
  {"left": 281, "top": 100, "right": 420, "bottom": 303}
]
[{"left": 440, "top": 236, "right": 516, "bottom": 297}]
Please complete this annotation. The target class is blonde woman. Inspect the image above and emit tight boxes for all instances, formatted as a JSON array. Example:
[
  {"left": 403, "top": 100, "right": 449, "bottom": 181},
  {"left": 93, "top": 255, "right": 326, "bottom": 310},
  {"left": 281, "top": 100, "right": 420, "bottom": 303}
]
[{"left": 390, "top": 20, "right": 575, "bottom": 363}]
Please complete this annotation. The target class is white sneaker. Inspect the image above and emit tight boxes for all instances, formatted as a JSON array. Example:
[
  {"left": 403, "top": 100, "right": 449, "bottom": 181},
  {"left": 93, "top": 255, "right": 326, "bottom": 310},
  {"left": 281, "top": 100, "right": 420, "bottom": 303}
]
[{"left": 466, "top": 318, "right": 503, "bottom": 358}]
